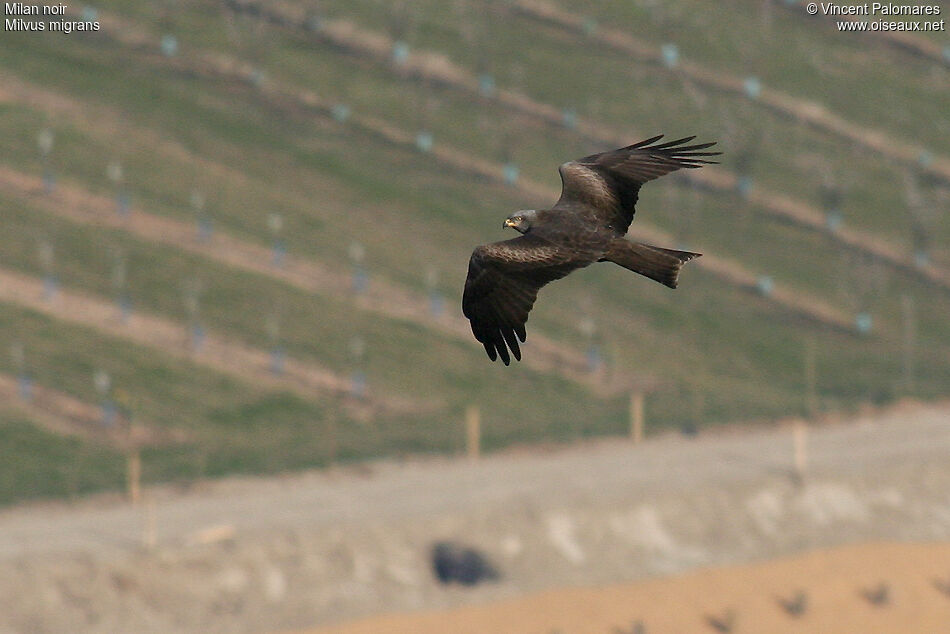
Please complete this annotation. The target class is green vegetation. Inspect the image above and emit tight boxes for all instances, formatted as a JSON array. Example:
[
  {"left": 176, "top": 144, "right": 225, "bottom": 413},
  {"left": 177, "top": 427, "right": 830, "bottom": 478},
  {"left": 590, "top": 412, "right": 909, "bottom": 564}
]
[
  {"left": 0, "top": 412, "right": 124, "bottom": 504},
  {"left": 0, "top": 0, "right": 946, "bottom": 505},
  {"left": 537, "top": 0, "right": 950, "bottom": 156}
]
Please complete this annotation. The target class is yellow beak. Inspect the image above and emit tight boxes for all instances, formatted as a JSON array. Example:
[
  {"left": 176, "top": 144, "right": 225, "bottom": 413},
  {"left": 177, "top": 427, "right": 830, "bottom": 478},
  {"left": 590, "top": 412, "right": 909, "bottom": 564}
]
[{"left": 504, "top": 218, "right": 516, "bottom": 228}]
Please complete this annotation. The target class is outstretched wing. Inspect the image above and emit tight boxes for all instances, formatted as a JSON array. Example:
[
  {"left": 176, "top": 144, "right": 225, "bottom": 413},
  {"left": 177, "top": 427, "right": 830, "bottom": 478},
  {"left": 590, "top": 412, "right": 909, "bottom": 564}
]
[
  {"left": 554, "top": 135, "right": 720, "bottom": 235},
  {"left": 463, "top": 234, "right": 590, "bottom": 365}
]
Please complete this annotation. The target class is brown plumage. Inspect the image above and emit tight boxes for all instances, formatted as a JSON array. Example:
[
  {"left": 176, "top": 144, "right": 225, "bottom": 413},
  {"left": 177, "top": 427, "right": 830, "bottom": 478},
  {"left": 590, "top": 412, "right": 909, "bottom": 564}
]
[{"left": 463, "top": 135, "right": 720, "bottom": 364}]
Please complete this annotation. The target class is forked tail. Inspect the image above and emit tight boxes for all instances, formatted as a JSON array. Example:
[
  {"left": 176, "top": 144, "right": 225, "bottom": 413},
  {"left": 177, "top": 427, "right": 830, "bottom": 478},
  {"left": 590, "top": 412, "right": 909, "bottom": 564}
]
[{"left": 604, "top": 239, "right": 701, "bottom": 288}]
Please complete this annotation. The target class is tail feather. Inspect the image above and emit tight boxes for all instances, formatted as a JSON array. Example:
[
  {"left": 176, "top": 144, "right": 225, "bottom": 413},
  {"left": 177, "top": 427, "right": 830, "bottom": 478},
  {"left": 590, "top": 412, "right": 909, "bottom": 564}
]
[{"left": 604, "top": 240, "right": 701, "bottom": 288}]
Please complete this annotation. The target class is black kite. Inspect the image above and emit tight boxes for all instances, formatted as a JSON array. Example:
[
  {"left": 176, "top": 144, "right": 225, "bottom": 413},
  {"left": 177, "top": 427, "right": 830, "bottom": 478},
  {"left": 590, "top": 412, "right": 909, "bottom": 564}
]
[{"left": 462, "top": 135, "right": 719, "bottom": 364}]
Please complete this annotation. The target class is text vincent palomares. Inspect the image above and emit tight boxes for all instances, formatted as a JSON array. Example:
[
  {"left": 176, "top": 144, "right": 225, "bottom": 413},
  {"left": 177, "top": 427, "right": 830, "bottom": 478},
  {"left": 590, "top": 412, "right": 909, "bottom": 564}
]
[{"left": 817, "top": 3, "right": 941, "bottom": 15}]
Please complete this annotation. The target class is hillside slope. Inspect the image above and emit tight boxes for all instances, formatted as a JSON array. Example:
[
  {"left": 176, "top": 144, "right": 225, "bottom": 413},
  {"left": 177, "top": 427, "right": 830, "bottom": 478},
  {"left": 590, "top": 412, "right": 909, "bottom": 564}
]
[{"left": 0, "top": 0, "right": 947, "bottom": 501}]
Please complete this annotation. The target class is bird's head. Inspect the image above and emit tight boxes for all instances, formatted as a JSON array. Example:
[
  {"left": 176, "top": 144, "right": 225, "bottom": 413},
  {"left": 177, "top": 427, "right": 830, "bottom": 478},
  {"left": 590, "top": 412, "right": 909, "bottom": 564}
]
[{"left": 503, "top": 210, "right": 536, "bottom": 234}]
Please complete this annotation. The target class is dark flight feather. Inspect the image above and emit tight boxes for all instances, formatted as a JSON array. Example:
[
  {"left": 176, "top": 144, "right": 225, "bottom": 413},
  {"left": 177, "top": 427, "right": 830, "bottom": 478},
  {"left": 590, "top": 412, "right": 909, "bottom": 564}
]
[
  {"left": 559, "top": 135, "right": 721, "bottom": 235},
  {"left": 462, "top": 234, "right": 586, "bottom": 365}
]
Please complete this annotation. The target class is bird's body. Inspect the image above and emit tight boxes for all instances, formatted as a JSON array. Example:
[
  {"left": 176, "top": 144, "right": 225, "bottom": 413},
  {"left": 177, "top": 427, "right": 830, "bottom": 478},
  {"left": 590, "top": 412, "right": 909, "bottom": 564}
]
[{"left": 463, "top": 135, "right": 720, "bottom": 364}]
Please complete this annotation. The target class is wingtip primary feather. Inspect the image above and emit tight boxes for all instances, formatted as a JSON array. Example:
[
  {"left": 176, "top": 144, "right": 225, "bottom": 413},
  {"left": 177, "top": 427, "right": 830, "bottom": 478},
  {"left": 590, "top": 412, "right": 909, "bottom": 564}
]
[
  {"left": 628, "top": 134, "right": 664, "bottom": 150},
  {"left": 675, "top": 140, "right": 718, "bottom": 152},
  {"left": 651, "top": 135, "right": 696, "bottom": 150},
  {"left": 501, "top": 328, "right": 522, "bottom": 361},
  {"left": 495, "top": 335, "right": 511, "bottom": 365}
]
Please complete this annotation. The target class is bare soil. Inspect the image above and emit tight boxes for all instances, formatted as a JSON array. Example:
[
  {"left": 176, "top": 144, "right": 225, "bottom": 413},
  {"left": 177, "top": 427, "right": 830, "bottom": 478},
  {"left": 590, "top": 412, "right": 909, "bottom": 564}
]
[
  {"left": 0, "top": 401, "right": 948, "bottom": 633},
  {"left": 310, "top": 541, "right": 950, "bottom": 634}
]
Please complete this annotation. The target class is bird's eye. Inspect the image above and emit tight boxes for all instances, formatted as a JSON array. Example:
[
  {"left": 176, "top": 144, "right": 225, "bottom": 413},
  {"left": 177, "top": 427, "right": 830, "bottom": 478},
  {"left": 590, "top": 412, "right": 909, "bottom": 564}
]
[{"left": 515, "top": 216, "right": 524, "bottom": 222}]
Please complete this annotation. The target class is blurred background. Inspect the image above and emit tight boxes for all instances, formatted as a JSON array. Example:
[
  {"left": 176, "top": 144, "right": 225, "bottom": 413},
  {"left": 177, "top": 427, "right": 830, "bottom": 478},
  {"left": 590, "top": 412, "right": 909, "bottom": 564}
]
[{"left": 0, "top": 0, "right": 948, "bottom": 632}]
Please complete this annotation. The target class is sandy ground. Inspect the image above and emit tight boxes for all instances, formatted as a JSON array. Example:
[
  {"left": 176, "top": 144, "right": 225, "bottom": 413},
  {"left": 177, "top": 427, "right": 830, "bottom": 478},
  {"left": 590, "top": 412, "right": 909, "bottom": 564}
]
[
  {"left": 1, "top": 400, "right": 949, "bottom": 633},
  {"left": 310, "top": 541, "right": 950, "bottom": 634}
]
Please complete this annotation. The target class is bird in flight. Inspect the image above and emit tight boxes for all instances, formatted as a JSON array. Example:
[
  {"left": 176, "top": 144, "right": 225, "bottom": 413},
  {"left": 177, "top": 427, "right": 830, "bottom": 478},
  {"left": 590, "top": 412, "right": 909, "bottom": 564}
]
[{"left": 462, "top": 135, "right": 719, "bottom": 365}]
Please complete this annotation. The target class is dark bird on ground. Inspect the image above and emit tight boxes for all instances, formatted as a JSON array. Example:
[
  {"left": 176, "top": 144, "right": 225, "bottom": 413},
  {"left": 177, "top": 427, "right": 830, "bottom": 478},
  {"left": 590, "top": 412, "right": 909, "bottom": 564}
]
[
  {"left": 430, "top": 541, "right": 499, "bottom": 586},
  {"left": 704, "top": 608, "right": 736, "bottom": 633},
  {"left": 776, "top": 589, "right": 809, "bottom": 617},
  {"left": 462, "top": 135, "right": 719, "bottom": 364},
  {"left": 860, "top": 582, "right": 891, "bottom": 606},
  {"left": 612, "top": 619, "right": 647, "bottom": 634}
]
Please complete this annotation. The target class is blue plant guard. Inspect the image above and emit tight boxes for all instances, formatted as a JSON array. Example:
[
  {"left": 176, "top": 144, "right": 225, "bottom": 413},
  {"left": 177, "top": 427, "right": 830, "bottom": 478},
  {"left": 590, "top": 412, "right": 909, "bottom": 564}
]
[
  {"left": 43, "top": 274, "right": 58, "bottom": 301},
  {"left": 586, "top": 345, "right": 602, "bottom": 373},
  {"left": 478, "top": 74, "right": 496, "bottom": 98},
  {"left": 736, "top": 175, "right": 753, "bottom": 198},
  {"left": 118, "top": 294, "right": 132, "bottom": 324},
  {"left": 392, "top": 41, "right": 410, "bottom": 65},
  {"left": 191, "top": 323, "right": 206, "bottom": 351},
  {"left": 351, "top": 370, "right": 367, "bottom": 399},
  {"left": 561, "top": 108, "right": 577, "bottom": 130},
  {"left": 743, "top": 76, "right": 762, "bottom": 100},
  {"left": 352, "top": 267, "right": 368, "bottom": 294},
  {"left": 116, "top": 189, "right": 130, "bottom": 216},
  {"left": 160, "top": 34, "right": 178, "bottom": 57},
  {"left": 503, "top": 162, "right": 519, "bottom": 185},
  {"left": 826, "top": 209, "right": 843, "bottom": 232},
  {"left": 331, "top": 103, "right": 351, "bottom": 123},
  {"left": 18, "top": 375, "right": 32, "bottom": 402},
  {"left": 429, "top": 291, "right": 444, "bottom": 318},
  {"left": 661, "top": 43, "right": 679, "bottom": 69},
  {"left": 101, "top": 400, "right": 117, "bottom": 427},
  {"left": 272, "top": 239, "right": 286, "bottom": 268},
  {"left": 306, "top": 13, "right": 324, "bottom": 32},
  {"left": 197, "top": 215, "right": 213, "bottom": 243},
  {"left": 250, "top": 69, "right": 267, "bottom": 88},
  {"left": 42, "top": 169, "right": 55, "bottom": 194},
  {"left": 271, "top": 346, "right": 285, "bottom": 375},
  {"left": 582, "top": 16, "right": 597, "bottom": 36},
  {"left": 415, "top": 131, "right": 433, "bottom": 153}
]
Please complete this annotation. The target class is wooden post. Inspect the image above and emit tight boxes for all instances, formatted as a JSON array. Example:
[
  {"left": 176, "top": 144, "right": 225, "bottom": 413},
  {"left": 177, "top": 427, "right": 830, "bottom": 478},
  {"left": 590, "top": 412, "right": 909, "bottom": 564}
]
[
  {"left": 325, "top": 408, "right": 338, "bottom": 468},
  {"left": 143, "top": 497, "right": 157, "bottom": 550},
  {"left": 793, "top": 421, "right": 807, "bottom": 482},
  {"left": 901, "top": 294, "right": 916, "bottom": 394},
  {"left": 760, "top": 0, "right": 772, "bottom": 30},
  {"left": 465, "top": 405, "right": 481, "bottom": 461},
  {"left": 692, "top": 385, "right": 705, "bottom": 429},
  {"left": 126, "top": 449, "right": 141, "bottom": 505},
  {"left": 804, "top": 337, "right": 817, "bottom": 417},
  {"left": 629, "top": 391, "right": 644, "bottom": 444}
]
